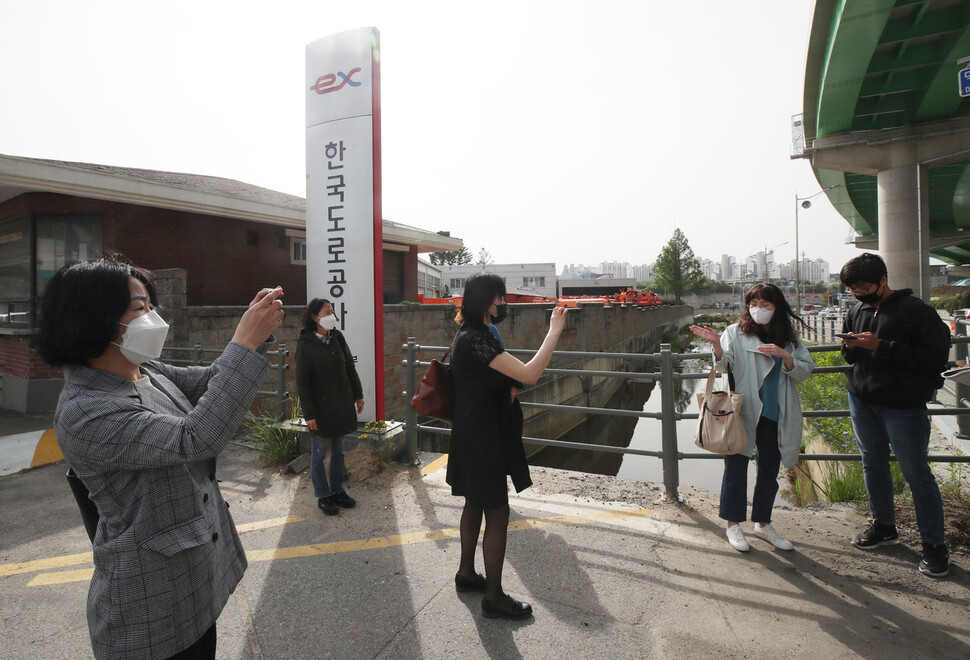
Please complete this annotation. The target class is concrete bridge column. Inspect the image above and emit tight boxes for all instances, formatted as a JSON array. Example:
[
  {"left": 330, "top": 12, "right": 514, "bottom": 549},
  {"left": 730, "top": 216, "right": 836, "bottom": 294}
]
[{"left": 876, "top": 141, "right": 930, "bottom": 299}]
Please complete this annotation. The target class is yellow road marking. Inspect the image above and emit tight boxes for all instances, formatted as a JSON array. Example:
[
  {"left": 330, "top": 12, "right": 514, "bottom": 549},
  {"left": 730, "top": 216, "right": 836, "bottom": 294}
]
[
  {"left": 29, "top": 569, "right": 94, "bottom": 586},
  {"left": 231, "top": 508, "right": 654, "bottom": 565},
  {"left": 236, "top": 515, "right": 303, "bottom": 533},
  {"left": 19, "top": 507, "right": 655, "bottom": 587},
  {"left": 420, "top": 454, "right": 448, "bottom": 476},
  {"left": 0, "top": 552, "right": 93, "bottom": 578},
  {"left": 2, "top": 515, "right": 302, "bottom": 580},
  {"left": 30, "top": 429, "right": 63, "bottom": 467}
]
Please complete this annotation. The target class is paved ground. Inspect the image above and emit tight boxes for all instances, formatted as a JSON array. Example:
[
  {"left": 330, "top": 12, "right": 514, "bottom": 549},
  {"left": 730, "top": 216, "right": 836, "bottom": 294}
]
[
  {"left": 1, "top": 442, "right": 968, "bottom": 660},
  {"left": 0, "top": 409, "right": 58, "bottom": 476}
]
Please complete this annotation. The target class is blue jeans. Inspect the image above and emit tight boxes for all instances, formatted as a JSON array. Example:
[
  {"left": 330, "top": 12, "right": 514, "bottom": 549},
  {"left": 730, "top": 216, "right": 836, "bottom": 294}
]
[
  {"left": 720, "top": 418, "right": 780, "bottom": 523},
  {"left": 847, "top": 393, "right": 945, "bottom": 545},
  {"left": 310, "top": 434, "right": 345, "bottom": 499}
]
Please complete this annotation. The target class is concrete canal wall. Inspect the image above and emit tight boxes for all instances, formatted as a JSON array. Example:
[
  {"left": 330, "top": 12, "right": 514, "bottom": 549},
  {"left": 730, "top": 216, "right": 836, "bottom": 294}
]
[
  {"left": 385, "top": 302, "right": 694, "bottom": 451},
  {"left": 157, "top": 292, "right": 693, "bottom": 444}
]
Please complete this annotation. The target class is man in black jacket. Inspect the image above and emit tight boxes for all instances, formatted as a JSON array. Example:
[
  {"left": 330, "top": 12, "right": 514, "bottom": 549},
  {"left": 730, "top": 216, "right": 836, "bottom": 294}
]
[{"left": 839, "top": 253, "right": 950, "bottom": 577}]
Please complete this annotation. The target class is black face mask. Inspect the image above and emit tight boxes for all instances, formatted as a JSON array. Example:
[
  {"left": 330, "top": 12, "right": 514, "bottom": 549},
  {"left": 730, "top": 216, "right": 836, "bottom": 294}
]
[
  {"left": 491, "top": 304, "right": 508, "bottom": 324},
  {"left": 854, "top": 283, "right": 883, "bottom": 305}
]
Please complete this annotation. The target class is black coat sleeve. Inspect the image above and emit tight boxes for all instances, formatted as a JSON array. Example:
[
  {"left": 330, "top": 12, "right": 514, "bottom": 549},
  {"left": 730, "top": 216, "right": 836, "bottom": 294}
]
[
  {"left": 841, "top": 306, "right": 858, "bottom": 365},
  {"left": 337, "top": 332, "right": 364, "bottom": 400}
]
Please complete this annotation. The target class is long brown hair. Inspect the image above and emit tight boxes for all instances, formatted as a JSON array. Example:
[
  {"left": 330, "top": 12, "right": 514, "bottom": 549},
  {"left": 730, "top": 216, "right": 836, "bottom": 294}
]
[{"left": 739, "top": 283, "right": 805, "bottom": 346}]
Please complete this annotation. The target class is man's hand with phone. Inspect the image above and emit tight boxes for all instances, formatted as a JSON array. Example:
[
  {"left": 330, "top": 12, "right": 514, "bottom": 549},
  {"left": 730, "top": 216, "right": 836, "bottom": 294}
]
[{"left": 838, "top": 331, "right": 879, "bottom": 350}]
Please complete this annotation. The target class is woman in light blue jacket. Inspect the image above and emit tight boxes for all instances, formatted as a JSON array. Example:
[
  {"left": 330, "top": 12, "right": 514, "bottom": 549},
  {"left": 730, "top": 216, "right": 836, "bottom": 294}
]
[{"left": 691, "top": 283, "right": 814, "bottom": 553}]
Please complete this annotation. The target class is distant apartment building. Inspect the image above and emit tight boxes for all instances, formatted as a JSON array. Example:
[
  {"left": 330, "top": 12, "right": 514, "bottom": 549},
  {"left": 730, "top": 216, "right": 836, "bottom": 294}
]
[
  {"left": 630, "top": 263, "right": 653, "bottom": 282},
  {"left": 561, "top": 263, "right": 597, "bottom": 279},
  {"left": 805, "top": 258, "right": 830, "bottom": 283},
  {"left": 719, "top": 254, "right": 735, "bottom": 281},
  {"left": 439, "top": 263, "right": 558, "bottom": 297},
  {"left": 599, "top": 261, "right": 631, "bottom": 279}
]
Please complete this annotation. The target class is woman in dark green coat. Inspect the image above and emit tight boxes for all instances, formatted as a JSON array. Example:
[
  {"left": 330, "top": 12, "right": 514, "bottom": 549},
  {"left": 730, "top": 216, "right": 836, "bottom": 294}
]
[{"left": 296, "top": 298, "right": 364, "bottom": 516}]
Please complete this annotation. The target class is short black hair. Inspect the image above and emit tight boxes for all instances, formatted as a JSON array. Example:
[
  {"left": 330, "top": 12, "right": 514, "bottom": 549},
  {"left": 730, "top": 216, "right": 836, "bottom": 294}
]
[
  {"left": 461, "top": 272, "right": 506, "bottom": 326},
  {"left": 840, "top": 253, "right": 888, "bottom": 287},
  {"left": 35, "top": 258, "right": 157, "bottom": 367},
  {"left": 302, "top": 298, "right": 331, "bottom": 332}
]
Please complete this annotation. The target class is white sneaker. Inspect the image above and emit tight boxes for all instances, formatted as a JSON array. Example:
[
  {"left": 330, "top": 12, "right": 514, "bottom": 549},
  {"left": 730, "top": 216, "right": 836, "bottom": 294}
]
[
  {"left": 726, "top": 524, "right": 750, "bottom": 552},
  {"left": 754, "top": 523, "right": 794, "bottom": 551}
]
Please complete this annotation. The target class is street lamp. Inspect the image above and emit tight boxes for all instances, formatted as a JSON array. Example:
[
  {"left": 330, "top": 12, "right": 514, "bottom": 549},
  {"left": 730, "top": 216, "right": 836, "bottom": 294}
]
[{"left": 795, "top": 184, "right": 842, "bottom": 311}]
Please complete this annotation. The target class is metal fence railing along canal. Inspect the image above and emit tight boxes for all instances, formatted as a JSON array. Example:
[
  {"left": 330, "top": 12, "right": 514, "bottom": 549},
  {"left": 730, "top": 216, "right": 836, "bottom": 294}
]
[{"left": 401, "top": 335, "right": 970, "bottom": 499}]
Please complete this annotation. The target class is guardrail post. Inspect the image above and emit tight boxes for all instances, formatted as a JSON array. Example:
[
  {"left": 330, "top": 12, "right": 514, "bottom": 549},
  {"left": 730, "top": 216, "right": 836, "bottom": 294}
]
[
  {"left": 274, "top": 344, "right": 289, "bottom": 422},
  {"left": 954, "top": 311, "right": 970, "bottom": 439},
  {"left": 193, "top": 342, "right": 203, "bottom": 366},
  {"left": 404, "top": 337, "right": 418, "bottom": 464},
  {"left": 659, "top": 342, "right": 680, "bottom": 500}
]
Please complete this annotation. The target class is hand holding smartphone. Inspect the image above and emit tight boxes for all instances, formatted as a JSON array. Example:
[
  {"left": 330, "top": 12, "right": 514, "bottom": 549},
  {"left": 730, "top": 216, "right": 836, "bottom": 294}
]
[{"left": 834, "top": 333, "right": 855, "bottom": 341}]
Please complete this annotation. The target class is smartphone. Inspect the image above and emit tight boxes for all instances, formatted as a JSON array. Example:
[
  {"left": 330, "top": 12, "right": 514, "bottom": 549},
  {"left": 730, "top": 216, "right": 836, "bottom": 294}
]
[{"left": 833, "top": 333, "right": 854, "bottom": 340}]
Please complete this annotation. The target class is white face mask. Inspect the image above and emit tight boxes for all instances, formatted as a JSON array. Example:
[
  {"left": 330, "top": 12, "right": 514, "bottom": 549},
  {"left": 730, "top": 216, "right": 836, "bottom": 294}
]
[
  {"left": 318, "top": 314, "right": 338, "bottom": 331},
  {"left": 113, "top": 309, "right": 170, "bottom": 365},
  {"left": 748, "top": 306, "right": 775, "bottom": 325}
]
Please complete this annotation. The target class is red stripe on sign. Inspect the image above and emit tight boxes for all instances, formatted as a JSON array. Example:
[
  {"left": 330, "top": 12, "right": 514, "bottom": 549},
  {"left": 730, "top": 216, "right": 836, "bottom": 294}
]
[{"left": 371, "top": 28, "right": 385, "bottom": 421}]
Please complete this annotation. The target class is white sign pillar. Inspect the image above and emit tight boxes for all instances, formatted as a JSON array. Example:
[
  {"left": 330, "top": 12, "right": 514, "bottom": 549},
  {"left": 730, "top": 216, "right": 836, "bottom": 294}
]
[{"left": 306, "top": 27, "right": 384, "bottom": 421}]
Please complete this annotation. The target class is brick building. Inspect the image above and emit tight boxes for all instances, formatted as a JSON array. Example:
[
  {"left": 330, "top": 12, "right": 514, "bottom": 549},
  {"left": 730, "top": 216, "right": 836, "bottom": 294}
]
[{"left": 0, "top": 154, "right": 461, "bottom": 411}]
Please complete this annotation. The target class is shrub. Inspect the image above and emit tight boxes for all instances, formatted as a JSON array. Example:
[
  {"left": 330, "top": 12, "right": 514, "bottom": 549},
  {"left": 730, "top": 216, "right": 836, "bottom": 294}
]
[
  {"left": 797, "top": 349, "right": 904, "bottom": 502},
  {"left": 245, "top": 397, "right": 303, "bottom": 466},
  {"left": 930, "top": 290, "right": 970, "bottom": 313}
]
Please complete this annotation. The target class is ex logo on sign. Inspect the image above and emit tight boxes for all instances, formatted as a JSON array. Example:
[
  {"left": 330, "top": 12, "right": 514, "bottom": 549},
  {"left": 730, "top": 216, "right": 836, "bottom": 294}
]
[{"left": 310, "top": 67, "right": 362, "bottom": 95}]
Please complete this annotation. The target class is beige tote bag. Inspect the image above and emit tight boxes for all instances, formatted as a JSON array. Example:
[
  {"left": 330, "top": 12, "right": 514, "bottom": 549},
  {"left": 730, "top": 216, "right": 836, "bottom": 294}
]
[{"left": 694, "top": 364, "right": 747, "bottom": 455}]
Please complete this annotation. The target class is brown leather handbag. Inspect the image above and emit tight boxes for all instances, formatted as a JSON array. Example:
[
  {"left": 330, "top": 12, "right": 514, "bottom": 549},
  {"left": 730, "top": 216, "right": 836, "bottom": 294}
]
[{"left": 409, "top": 347, "right": 453, "bottom": 421}]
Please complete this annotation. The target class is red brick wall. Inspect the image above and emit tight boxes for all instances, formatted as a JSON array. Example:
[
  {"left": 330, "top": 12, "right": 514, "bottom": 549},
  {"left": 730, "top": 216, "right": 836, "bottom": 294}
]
[
  {"left": 3, "top": 192, "right": 309, "bottom": 306},
  {"left": 0, "top": 336, "right": 62, "bottom": 379},
  {"left": 109, "top": 202, "right": 307, "bottom": 306}
]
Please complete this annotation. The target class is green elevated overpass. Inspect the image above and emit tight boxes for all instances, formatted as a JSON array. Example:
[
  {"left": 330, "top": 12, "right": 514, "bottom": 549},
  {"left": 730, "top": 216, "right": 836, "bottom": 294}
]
[{"left": 798, "top": 0, "right": 970, "bottom": 294}]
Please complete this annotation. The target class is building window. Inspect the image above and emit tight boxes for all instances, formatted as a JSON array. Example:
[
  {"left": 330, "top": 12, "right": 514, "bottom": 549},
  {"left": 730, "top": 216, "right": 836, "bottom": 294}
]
[
  {"left": 35, "top": 214, "right": 102, "bottom": 295},
  {"left": 522, "top": 276, "right": 545, "bottom": 288},
  {"left": 0, "top": 213, "right": 102, "bottom": 329},
  {"left": 291, "top": 238, "right": 307, "bottom": 265},
  {"left": 450, "top": 278, "right": 463, "bottom": 289},
  {"left": 417, "top": 268, "right": 441, "bottom": 297}
]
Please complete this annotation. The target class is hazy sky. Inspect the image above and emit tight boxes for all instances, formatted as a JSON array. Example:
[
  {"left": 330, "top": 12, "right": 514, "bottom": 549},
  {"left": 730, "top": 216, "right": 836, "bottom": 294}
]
[{"left": 1, "top": 0, "right": 868, "bottom": 272}]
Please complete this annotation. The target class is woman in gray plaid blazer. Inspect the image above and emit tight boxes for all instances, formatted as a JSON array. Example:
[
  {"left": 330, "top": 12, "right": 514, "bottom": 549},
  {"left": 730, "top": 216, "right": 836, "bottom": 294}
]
[{"left": 36, "top": 259, "right": 284, "bottom": 660}]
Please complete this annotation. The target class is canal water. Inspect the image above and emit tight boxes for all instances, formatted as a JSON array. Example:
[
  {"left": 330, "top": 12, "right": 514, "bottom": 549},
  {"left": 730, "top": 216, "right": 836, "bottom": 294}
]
[{"left": 530, "top": 351, "right": 771, "bottom": 496}]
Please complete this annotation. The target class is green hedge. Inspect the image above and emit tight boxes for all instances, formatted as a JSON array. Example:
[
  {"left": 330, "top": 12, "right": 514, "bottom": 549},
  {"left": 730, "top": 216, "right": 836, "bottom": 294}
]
[{"left": 931, "top": 290, "right": 970, "bottom": 312}]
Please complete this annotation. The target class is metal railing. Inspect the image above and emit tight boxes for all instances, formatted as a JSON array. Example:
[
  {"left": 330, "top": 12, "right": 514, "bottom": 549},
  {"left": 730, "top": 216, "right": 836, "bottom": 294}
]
[
  {"left": 801, "top": 313, "right": 846, "bottom": 343},
  {"left": 401, "top": 335, "right": 970, "bottom": 498},
  {"left": 162, "top": 343, "right": 291, "bottom": 422},
  {"left": 947, "top": 310, "right": 970, "bottom": 438}
]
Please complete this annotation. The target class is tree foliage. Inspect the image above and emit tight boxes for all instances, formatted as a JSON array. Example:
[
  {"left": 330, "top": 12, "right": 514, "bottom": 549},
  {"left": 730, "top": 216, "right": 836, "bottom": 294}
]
[
  {"left": 652, "top": 229, "right": 704, "bottom": 303},
  {"left": 476, "top": 248, "right": 493, "bottom": 265},
  {"left": 429, "top": 246, "right": 473, "bottom": 266}
]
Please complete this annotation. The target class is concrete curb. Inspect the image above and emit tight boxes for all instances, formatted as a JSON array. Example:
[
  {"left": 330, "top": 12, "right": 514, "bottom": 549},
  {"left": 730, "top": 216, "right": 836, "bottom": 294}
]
[{"left": 0, "top": 429, "right": 62, "bottom": 477}]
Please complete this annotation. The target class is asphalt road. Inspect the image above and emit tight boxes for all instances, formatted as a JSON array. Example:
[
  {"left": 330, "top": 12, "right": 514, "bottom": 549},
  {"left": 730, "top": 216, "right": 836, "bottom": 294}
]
[{"left": 1, "top": 446, "right": 968, "bottom": 660}]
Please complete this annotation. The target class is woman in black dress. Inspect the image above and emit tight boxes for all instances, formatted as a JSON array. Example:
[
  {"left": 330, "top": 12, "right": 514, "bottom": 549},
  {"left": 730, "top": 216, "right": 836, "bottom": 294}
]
[{"left": 447, "top": 272, "right": 567, "bottom": 620}]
